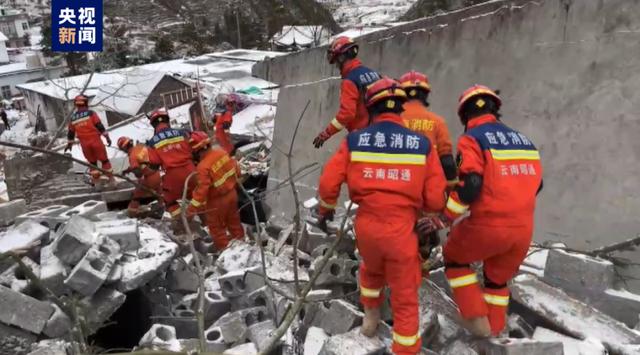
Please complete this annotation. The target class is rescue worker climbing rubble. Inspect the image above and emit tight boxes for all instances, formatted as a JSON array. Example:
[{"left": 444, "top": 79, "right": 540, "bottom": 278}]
[
  {"left": 65, "top": 94, "right": 114, "bottom": 186},
  {"left": 117, "top": 136, "right": 162, "bottom": 218},
  {"left": 418, "top": 85, "right": 543, "bottom": 337},
  {"left": 214, "top": 96, "right": 236, "bottom": 154},
  {"left": 313, "top": 36, "right": 381, "bottom": 148},
  {"left": 186, "top": 131, "right": 244, "bottom": 251},
  {"left": 317, "top": 77, "right": 447, "bottom": 354},
  {"left": 146, "top": 108, "right": 196, "bottom": 224}
]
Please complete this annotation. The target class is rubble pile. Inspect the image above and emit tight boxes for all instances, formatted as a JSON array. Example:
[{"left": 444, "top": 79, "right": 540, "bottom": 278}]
[{"left": 0, "top": 196, "right": 640, "bottom": 355}]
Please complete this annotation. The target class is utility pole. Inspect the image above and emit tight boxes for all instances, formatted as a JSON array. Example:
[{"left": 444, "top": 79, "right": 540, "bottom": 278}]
[{"left": 235, "top": 1, "right": 242, "bottom": 48}]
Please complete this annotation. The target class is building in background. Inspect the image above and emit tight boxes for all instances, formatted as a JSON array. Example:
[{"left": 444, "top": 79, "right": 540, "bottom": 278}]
[
  {"left": 0, "top": 6, "right": 29, "bottom": 47},
  {"left": 1, "top": 0, "right": 49, "bottom": 19},
  {"left": 270, "top": 26, "right": 332, "bottom": 52}
]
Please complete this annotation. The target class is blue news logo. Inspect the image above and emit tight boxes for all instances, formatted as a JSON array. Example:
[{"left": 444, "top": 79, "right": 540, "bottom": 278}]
[{"left": 51, "top": 0, "right": 103, "bottom": 52}]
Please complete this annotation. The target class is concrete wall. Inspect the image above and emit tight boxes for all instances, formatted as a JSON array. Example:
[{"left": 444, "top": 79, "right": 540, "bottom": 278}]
[{"left": 258, "top": 0, "right": 640, "bottom": 254}]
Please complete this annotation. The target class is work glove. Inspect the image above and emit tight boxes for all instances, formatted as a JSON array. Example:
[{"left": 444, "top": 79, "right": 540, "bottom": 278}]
[
  {"left": 64, "top": 141, "right": 73, "bottom": 153},
  {"left": 313, "top": 130, "right": 331, "bottom": 149},
  {"left": 104, "top": 134, "right": 112, "bottom": 146},
  {"left": 317, "top": 210, "right": 334, "bottom": 233},
  {"left": 222, "top": 121, "right": 232, "bottom": 130},
  {"left": 416, "top": 215, "right": 449, "bottom": 236}
]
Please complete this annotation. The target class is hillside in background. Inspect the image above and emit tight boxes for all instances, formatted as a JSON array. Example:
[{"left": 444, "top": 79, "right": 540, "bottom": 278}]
[
  {"left": 400, "top": 0, "right": 491, "bottom": 21},
  {"left": 318, "top": 0, "right": 419, "bottom": 26}
]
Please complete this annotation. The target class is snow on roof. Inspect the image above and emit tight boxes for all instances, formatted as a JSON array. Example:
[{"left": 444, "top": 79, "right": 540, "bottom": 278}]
[
  {"left": 0, "top": 31, "right": 8, "bottom": 42},
  {"left": 0, "top": 62, "right": 27, "bottom": 75},
  {"left": 231, "top": 103, "right": 276, "bottom": 139},
  {"left": 331, "top": 26, "right": 389, "bottom": 41},
  {"left": 271, "top": 26, "right": 330, "bottom": 47}
]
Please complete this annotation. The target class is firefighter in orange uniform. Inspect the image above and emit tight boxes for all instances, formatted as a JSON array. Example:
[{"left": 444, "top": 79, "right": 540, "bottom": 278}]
[
  {"left": 117, "top": 136, "right": 163, "bottom": 217},
  {"left": 187, "top": 132, "right": 244, "bottom": 251},
  {"left": 317, "top": 78, "right": 447, "bottom": 354},
  {"left": 418, "top": 85, "right": 543, "bottom": 337},
  {"left": 399, "top": 71, "right": 457, "bottom": 185},
  {"left": 146, "top": 108, "right": 196, "bottom": 221},
  {"left": 313, "top": 37, "right": 381, "bottom": 148},
  {"left": 65, "top": 94, "right": 114, "bottom": 184},
  {"left": 214, "top": 98, "right": 235, "bottom": 154}
]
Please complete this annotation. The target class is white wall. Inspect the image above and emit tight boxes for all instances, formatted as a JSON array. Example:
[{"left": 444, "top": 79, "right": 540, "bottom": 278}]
[
  {"left": 14, "top": 18, "right": 27, "bottom": 38},
  {"left": 0, "top": 40, "right": 8, "bottom": 63}
]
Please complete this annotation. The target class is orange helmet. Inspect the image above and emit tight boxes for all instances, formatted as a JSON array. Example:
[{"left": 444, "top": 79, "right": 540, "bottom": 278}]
[
  {"left": 364, "top": 77, "right": 407, "bottom": 108},
  {"left": 189, "top": 131, "right": 210, "bottom": 152},
  {"left": 457, "top": 84, "right": 501, "bottom": 116},
  {"left": 148, "top": 108, "right": 169, "bottom": 125},
  {"left": 399, "top": 71, "right": 431, "bottom": 96},
  {"left": 74, "top": 94, "right": 89, "bottom": 107},
  {"left": 327, "top": 36, "right": 358, "bottom": 64},
  {"left": 117, "top": 136, "right": 133, "bottom": 151}
]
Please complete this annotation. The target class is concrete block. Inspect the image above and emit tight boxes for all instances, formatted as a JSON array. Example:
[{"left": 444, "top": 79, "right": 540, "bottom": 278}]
[
  {"left": 303, "top": 197, "right": 319, "bottom": 209},
  {"left": 95, "top": 219, "right": 140, "bottom": 251},
  {"left": 0, "top": 199, "right": 26, "bottom": 226},
  {"left": 318, "top": 326, "right": 386, "bottom": 355},
  {"left": 247, "top": 319, "right": 277, "bottom": 352},
  {"left": 305, "top": 326, "right": 330, "bottom": 355},
  {"left": 320, "top": 299, "right": 363, "bottom": 335},
  {"left": 52, "top": 215, "right": 98, "bottom": 265},
  {"left": 42, "top": 303, "right": 71, "bottom": 338},
  {"left": 0, "top": 257, "right": 39, "bottom": 288},
  {"left": 0, "top": 323, "right": 37, "bottom": 355},
  {"left": 223, "top": 342, "right": 258, "bottom": 355},
  {"left": 94, "top": 211, "right": 127, "bottom": 221},
  {"left": 507, "top": 314, "right": 534, "bottom": 338},
  {"left": 138, "top": 324, "right": 181, "bottom": 352},
  {"left": 0, "top": 220, "right": 49, "bottom": 254},
  {"left": 481, "top": 338, "right": 564, "bottom": 355},
  {"left": 544, "top": 249, "right": 615, "bottom": 294},
  {"left": 312, "top": 257, "right": 358, "bottom": 286},
  {"left": 204, "top": 326, "right": 228, "bottom": 353},
  {"left": 64, "top": 247, "right": 113, "bottom": 296},
  {"left": 59, "top": 200, "right": 107, "bottom": 220},
  {"left": 246, "top": 286, "right": 276, "bottom": 319},
  {"left": 442, "top": 339, "right": 479, "bottom": 355},
  {"left": 81, "top": 288, "right": 126, "bottom": 335},
  {"left": 101, "top": 187, "right": 134, "bottom": 204},
  {"left": 105, "top": 263, "right": 122, "bottom": 284},
  {"left": 97, "top": 234, "right": 122, "bottom": 263},
  {"left": 14, "top": 205, "right": 70, "bottom": 226},
  {"left": 213, "top": 306, "right": 269, "bottom": 344},
  {"left": 201, "top": 290, "right": 231, "bottom": 326},
  {"left": 0, "top": 285, "right": 54, "bottom": 334},
  {"left": 533, "top": 327, "right": 606, "bottom": 355},
  {"left": 27, "top": 340, "right": 69, "bottom": 355},
  {"left": 159, "top": 309, "right": 198, "bottom": 339},
  {"left": 265, "top": 214, "right": 293, "bottom": 238},
  {"left": 39, "top": 244, "right": 69, "bottom": 296},
  {"left": 167, "top": 255, "right": 199, "bottom": 293},
  {"left": 219, "top": 266, "right": 266, "bottom": 298}
]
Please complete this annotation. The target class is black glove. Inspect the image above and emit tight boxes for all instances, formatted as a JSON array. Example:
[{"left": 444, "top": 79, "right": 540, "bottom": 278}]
[
  {"left": 64, "top": 141, "right": 73, "bottom": 153},
  {"left": 105, "top": 135, "right": 112, "bottom": 146},
  {"left": 313, "top": 131, "right": 331, "bottom": 149},
  {"left": 222, "top": 121, "right": 232, "bottom": 130},
  {"left": 317, "top": 210, "right": 334, "bottom": 233}
]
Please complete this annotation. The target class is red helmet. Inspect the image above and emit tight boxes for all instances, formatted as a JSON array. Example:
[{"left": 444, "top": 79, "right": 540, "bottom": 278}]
[
  {"left": 148, "top": 108, "right": 169, "bottom": 124},
  {"left": 399, "top": 71, "right": 431, "bottom": 95},
  {"left": 117, "top": 136, "right": 133, "bottom": 151},
  {"left": 189, "top": 131, "right": 210, "bottom": 152},
  {"left": 327, "top": 36, "right": 358, "bottom": 64},
  {"left": 74, "top": 94, "right": 89, "bottom": 107},
  {"left": 457, "top": 84, "right": 502, "bottom": 116},
  {"left": 364, "top": 77, "right": 407, "bottom": 108}
]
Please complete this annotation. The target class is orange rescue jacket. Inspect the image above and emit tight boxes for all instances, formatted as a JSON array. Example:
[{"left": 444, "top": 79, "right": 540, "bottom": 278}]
[
  {"left": 401, "top": 100, "right": 453, "bottom": 157},
  {"left": 215, "top": 110, "right": 234, "bottom": 154},
  {"left": 188, "top": 148, "right": 239, "bottom": 213},
  {"left": 68, "top": 109, "right": 104, "bottom": 142},
  {"left": 128, "top": 144, "right": 158, "bottom": 177},
  {"left": 147, "top": 124, "right": 193, "bottom": 170}
]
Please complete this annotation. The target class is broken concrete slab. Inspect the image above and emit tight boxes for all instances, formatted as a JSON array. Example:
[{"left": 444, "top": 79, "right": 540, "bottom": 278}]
[
  {"left": 0, "top": 220, "right": 49, "bottom": 253},
  {"left": 247, "top": 319, "right": 277, "bottom": 352},
  {"left": 64, "top": 247, "right": 114, "bottom": 296},
  {"left": 219, "top": 266, "right": 266, "bottom": 298},
  {"left": 101, "top": 187, "right": 135, "bottom": 204},
  {"left": 95, "top": 218, "right": 140, "bottom": 251},
  {"left": 94, "top": 211, "right": 127, "bottom": 221},
  {"left": 139, "top": 324, "right": 181, "bottom": 352},
  {"left": 105, "top": 262, "right": 122, "bottom": 284},
  {"left": 418, "top": 279, "right": 468, "bottom": 352},
  {"left": 533, "top": 327, "right": 606, "bottom": 355},
  {"left": 52, "top": 215, "right": 97, "bottom": 265},
  {"left": 305, "top": 326, "right": 330, "bottom": 355},
  {"left": 265, "top": 214, "right": 293, "bottom": 238},
  {"left": 39, "top": 244, "right": 69, "bottom": 297},
  {"left": 42, "top": 303, "right": 71, "bottom": 339},
  {"left": 81, "top": 287, "right": 126, "bottom": 335},
  {"left": 27, "top": 339, "right": 70, "bottom": 355},
  {"left": 0, "top": 284, "right": 54, "bottom": 334},
  {"left": 0, "top": 323, "right": 37, "bottom": 355},
  {"left": 158, "top": 309, "right": 199, "bottom": 339},
  {"left": 441, "top": 339, "right": 479, "bottom": 355},
  {"left": 213, "top": 306, "right": 269, "bottom": 344},
  {"left": 319, "top": 299, "right": 364, "bottom": 335},
  {"left": 318, "top": 326, "right": 386, "bottom": 355},
  {"left": 14, "top": 205, "right": 70, "bottom": 226},
  {"left": 0, "top": 199, "right": 26, "bottom": 226},
  {"left": 167, "top": 255, "right": 200, "bottom": 293},
  {"left": 511, "top": 275, "right": 640, "bottom": 349},
  {"left": 544, "top": 249, "right": 615, "bottom": 294},
  {"left": 222, "top": 342, "right": 258, "bottom": 355},
  {"left": 480, "top": 338, "right": 564, "bottom": 355},
  {"left": 507, "top": 314, "right": 534, "bottom": 339},
  {"left": 201, "top": 290, "right": 231, "bottom": 326},
  {"left": 0, "top": 257, "right": 39, "bottom": 288},
  {"left": 204, "top": 325, "right": 228, "bottom": 353},
  {"left": 215, "top": 240, "right": 264, "bottom": 274},
  {"left": 592, "top": 288, "right": 640, "bottom": 327},
  {"left": 58, "top": 200, "right": 107, "bottom": 220}
]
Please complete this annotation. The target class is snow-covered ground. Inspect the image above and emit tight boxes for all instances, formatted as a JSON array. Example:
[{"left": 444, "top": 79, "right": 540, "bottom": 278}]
[{"left": 320, "top": 0, "right": 418, "bottom": 27}]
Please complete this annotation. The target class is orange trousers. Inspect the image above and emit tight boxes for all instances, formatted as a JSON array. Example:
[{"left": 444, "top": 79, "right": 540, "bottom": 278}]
[
  {"left": 128, "top": 171, "right": 162, "bottom": 216},
  {"left": 162, "top": 164, "right": 196, "bottom": 218},
  {"left": 80, "top": 138, "right": 112, "bottom": 180},
  {"left": 206, "top": 189, "right": 244, "bottom": 250},
  {"left": 355, "top": 214, "right": 422, "bottom": 355},
  {"left": 443, "top": 219, "right": 532, "bottom": 335}
]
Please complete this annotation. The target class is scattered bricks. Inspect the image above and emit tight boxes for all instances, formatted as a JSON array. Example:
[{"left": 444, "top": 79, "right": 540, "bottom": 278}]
[
  {"left": 159, "top": 309, "right": 199, "bottom": 339},
  {"left": 81, "top": 288, "right": 126, "bottom": 335},
  {"left": 167, "top": 255, "right": 199, "bottom": 293},
  {"left": 0, "top": 285, "right": 54, "bottom": 334},
  {"left": 247, "top": 286, "right": 276, "bottom": 319},
  {"left": 219, "top": 266, "right": 266, "bottom": 298},
  {"left": 201, "top": 290, "right": 231, "bottom": 326},
  {"left": 14, "top": 205, "right": 71, "bottom": 226},
  {"left": 222, "top": 342, "right": 258, "bottom": 355},
  {"left": 533, "top": 327, "right": 606, "bottom": 355},
  {"left": 0, "top": 199, "right": 26, "bottom": 226},
  {"left": 39, "top": 244, "right": 69, "bottom": 297},
  {"left": 0, "top": 257, "right": 39, "bottom": 288},
  {"left": 95, "top": 219, "right": 140, "bottom": 251},
  {"left": 247, "top": 319, "right": 277, "bottom": 352},
  {"left": 204, "top": 326, "right": 228, "bottom": 353},
  {"left": 105, "top": 263, "right": 123, "bottom": 284},
  {"left": 544, "top": 249, "right": 615, "bottom": 294},
  {"left": 213, "top": 307, "right": 269, "bottom": 344},
  {"left": 58, "top": 200, "right": 108, "bottom": 220},
  {"left": 52, "top": 215, "right": 97, "bottom": 265},
  {"left": 0, "top": 220, "right": 49, "bottom": 254},
  {"left": 305, "top": 326, "right": 330, "bottom": 355},
  {"left": 101, "top": 187, "right": 135, "bottom": 204},
  {"left": 320, "top": 299, "right": 364, "bottom": 336},
  {"left": 307, "top": 289, "right": 332, "bottom": 302},
  {"left": 97, "top": 234, "right": 122, "bottom": 263},
  {"left": 312, "top": 257, "right": 357, "bottom": 286},
  {"left": 441, "top": 340, "right": 479, "bottom": 355},
  {"left": 0, "top": 323, "right": 37, "bottom": 355},
  {"left": 42, "top": 303, "right": 71, "bottom": 339},
  {"left": 303, "top": 224, "right": 332, "bottom": 253},
  {"left": 64, "top": 247, "right": 114, "bottom": 296},
  {"left": 215, "top": 241, "right": 263, "bottom": 274},
  {"left": 311, "top": 244, "right": 333, "bottom": 259},
  {"left": 480, "top": 338, "right": 564, "bottom": 355},
  {"left": 318, "top": 326, "right": 386, "bottom": 355},
  {"left": 138, "top": 324, "right": 181, "bottom": 352}
]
